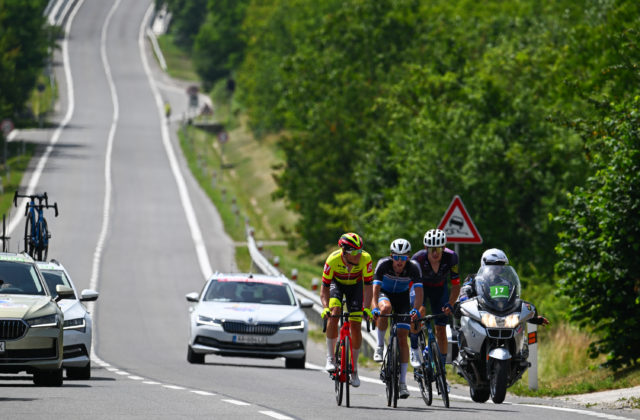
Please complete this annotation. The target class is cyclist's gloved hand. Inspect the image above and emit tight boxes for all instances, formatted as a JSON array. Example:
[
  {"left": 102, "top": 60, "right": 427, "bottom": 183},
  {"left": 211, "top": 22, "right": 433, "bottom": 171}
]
[
  {"left": 363, "top": 308, "right": 373, "bottom": 320},
  {"left": 321, "top": 307, "right": 331, "bottom": 319},
  {"left": 372, "top": 308, "right": 381, "bottom": 317},
  {"left": 442, "top": 302, "right": 453, "bottom": 315},
  {"left": 410, "top": 308, "right": 419, "bottom": 321}
]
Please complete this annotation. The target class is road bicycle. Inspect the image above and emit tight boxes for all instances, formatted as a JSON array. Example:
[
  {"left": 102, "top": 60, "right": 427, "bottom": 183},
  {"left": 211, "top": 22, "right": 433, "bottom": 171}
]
[
  {"left": 413, "top": 313, "right": 450, "bottom": 408},
  {"left": 1, "top": 214, "right": 9, "bottom": 252},
  {"left": 322, "top": 309, "right": 369, "bottom": 407},
  {"left": 376, "top": 312, "right": 413, "bottom": 408},
  {"left": 13, "top": 191, "right": 58, "bottom": 261}
]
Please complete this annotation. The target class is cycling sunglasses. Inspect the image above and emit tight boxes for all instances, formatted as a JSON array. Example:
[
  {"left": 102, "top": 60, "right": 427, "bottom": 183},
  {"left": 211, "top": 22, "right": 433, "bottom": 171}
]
[
  {"left": 429, "top": 246, "right": 444, "bottom": 253},
  {"left": 343, "top": 247, "right": 362, "bottom": 256},
  {"left": 391, "top": 254, "right": 409, "bottom": 261}
]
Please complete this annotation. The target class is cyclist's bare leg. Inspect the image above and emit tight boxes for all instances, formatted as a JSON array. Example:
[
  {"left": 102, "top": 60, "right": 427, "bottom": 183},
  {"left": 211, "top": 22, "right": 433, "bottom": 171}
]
[
  {"left": 435, "top": 324, "right": 448, "bottom": 354},
  {"left": 351, "top": 321, "right": 362, "bottom": 371},
  {"left": 398, "top": 328, "right": 409, "bottom": 363},
  {"left": 376, "top": 299, "right": 392, "bottom": 335}
]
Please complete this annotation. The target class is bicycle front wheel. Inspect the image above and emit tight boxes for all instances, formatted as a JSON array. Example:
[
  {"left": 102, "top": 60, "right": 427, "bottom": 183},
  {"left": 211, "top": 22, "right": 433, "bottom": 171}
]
[
  {"left": 391, "top": 334, "right": 399, "bottom": 408},
  {"left": 416, "top": 333, "right": 432, "bottom": 406},
  {"left": 344, "top": 335, "right": 350, "bottom": 408},
  {"left": 36, "top": 218, "right": 48, "bottom": 261},
  {"left": 24, "top": 215, "right": 33, "bottom": 257},
  {"left": 334, "top": 341, "right": 343, "bottom": 406},
  {"left": 431, "top": 339, "right": 450, "bottom": 408},
  {"left": 384, "top": 340, "right": 393, "bottom": 407}
]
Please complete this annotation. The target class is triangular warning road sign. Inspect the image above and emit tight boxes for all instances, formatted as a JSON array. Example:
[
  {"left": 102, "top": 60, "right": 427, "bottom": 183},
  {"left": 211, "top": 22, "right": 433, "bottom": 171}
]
[{"left": 437, "top": 195, "right": 483, "bottom": 244}]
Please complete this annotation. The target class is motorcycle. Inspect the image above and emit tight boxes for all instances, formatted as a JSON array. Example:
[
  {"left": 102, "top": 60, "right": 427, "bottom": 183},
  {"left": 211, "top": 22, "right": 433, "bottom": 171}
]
[{"left": 453, "top": 264, "right": 536, "bottom": 404}]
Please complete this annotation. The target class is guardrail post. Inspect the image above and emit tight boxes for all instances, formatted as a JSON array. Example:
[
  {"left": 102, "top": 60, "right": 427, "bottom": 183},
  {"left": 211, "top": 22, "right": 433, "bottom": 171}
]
[{"left": 311, "top": 277, "right": 319, "bottom": 291}]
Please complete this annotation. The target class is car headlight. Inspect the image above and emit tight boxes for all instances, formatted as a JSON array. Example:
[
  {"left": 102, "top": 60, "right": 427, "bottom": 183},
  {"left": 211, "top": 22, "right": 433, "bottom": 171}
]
[
  {"left": 27, "top": 314, "right": 59, "bottom": 328},
  {"left": 64, "top": 317, "right": 86, "bottom": 332},
  {"left": 197, "top": 315, "right": 222, "bottom": 327},
  {"left": 480, "top": 312, "right": 520, "bottom": 328},
  {"left": 279, "top": 320, "right": 305, "bottom": 331}
]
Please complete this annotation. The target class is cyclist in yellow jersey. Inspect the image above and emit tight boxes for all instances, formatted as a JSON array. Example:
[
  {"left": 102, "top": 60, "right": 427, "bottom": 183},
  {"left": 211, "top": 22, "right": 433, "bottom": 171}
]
[{"left": 321, "top": 232, "right": 373, "bottom": 388}]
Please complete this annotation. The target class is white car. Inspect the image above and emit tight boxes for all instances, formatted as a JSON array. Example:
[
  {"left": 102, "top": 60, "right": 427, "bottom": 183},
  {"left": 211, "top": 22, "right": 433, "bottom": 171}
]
[
  {"left": 37, "top": 260, "right": 98, "bottom": 379},
  {"left": 0, "top": 252, "right": 73, "bottom": 386},
  {"left": 186, "top": 273, "right": 312, "bottom": 368}
]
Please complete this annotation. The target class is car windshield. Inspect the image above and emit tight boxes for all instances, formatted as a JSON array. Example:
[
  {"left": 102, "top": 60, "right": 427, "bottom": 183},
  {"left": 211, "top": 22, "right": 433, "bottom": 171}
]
[
  {"left": 41, "top": 270, "right": 76, "bottom": 300},
  {"left": 204, "top": 279, "right": 295, "bottom": 306},
  {"left": 0, "top": 261, "right": 46, "bottom": 296},
  {"left": 474, "top": 265, "right": 521, "bottom": 314}
]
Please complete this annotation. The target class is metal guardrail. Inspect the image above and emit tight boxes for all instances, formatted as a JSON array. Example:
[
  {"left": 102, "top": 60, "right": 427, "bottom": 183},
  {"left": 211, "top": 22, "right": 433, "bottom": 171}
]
[{"left": 244, "top": 225, "right": 377, "bottom": 356}]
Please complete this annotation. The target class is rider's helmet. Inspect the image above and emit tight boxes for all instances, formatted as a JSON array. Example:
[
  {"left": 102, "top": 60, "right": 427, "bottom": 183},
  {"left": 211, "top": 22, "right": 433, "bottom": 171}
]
[
  {"left": 423, "top": 229, "right": 446, "bottom": 247},
  {"left": 480, "top": 248, "right": 509, "bottom": 267},
  {"left": 338, "top": 232, "right": 363, "bottom": 252},
  {"left": 390, "top": 238, "right": 411, "bottom": 255}
]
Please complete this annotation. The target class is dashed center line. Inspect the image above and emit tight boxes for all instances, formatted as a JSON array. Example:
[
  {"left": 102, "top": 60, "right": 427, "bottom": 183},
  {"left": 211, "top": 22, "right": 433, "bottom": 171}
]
[
  {"left": 191, "top": 390, "right": 216, "bottom": 396},
  {"left": 222, "top": 399, "right": 251, "bottom": 406},
  {"left": 163, "top": 385, "right": 186, "bottom": 390},
  {"left": 259, "top": 411, "right": 294, "bottom": 420}
]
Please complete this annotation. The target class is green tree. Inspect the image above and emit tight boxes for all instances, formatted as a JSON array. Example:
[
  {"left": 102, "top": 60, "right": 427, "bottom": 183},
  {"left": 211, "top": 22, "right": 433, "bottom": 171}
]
[
  {"left": 193, "top": 0, "right": 250, "bottom": 88},
  {"left": 554, "top": 95, "right": 640, "bottom": 368},
  {"left": 0, "top": 0, "right": 52, "bottom": 119},
  {"left": 160, "top": 0, "right": 207, "bottom": 50}
]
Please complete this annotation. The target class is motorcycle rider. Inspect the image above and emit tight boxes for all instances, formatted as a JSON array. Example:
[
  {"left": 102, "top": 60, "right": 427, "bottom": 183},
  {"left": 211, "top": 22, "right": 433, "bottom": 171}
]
[
  {"left": 454, "top": 248, "right": 549, "bottom": 326},
  {"left": 370, "top": 238, "right": 423, "bottom": 399}
]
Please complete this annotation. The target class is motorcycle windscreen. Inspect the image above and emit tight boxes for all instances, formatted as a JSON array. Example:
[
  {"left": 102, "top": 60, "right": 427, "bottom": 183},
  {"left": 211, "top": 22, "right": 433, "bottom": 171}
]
[{"left": 474, "top": 265, "right": 522, "bottom": 313}]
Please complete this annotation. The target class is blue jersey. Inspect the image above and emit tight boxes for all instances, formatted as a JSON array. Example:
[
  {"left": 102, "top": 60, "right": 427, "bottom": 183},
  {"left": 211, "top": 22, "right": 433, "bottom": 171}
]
[{"left": 373, "top": 257, "right": 422, "bottom": 294}]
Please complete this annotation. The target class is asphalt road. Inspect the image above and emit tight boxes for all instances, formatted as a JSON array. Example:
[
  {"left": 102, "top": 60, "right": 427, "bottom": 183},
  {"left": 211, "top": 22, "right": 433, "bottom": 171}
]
[{"left": 1, "top": 1, "right": 638, "bottom": 419}]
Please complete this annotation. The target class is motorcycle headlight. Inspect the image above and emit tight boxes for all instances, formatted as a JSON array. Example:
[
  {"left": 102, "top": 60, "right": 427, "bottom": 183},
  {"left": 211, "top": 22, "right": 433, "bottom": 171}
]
[
  {"left": 27, "top": 314, "right": 59, "bottom": 328},
  {"left": 504, "top": 313, "right": 520, "bottom": 328},
  {"left": 480, "top": 312, "right": 520, "bottom": 328},
  {"left": 64, "top": 317, "right": 86, "bottom": 332},
  {"left": 280, "top": 320, "right": 305, "bottom": 331},
  {"left": 481, "top": 313, "right": 498, "bottom": 328},
  {"left": 197, "top": 315, "right": 222, "bottom": 327}
]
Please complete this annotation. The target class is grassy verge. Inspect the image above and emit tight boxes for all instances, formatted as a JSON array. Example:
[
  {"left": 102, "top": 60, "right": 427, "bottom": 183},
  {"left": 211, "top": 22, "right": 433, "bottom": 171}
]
[
  {"left": 160, "top": 34, "right": 640, "bottom": 397},
  {"left": 156, "top": 34, "right": 199, "bottom": 82}
]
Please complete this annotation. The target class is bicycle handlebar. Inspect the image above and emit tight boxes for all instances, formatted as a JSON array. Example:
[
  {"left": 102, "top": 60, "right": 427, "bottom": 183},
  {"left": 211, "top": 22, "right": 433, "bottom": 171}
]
[
  {"left": 15, "top": 191, "right": 59, "bottom": 217},
  {"left": 322, "top": 312, "right": 371, "bottom": 333},
  {"left": 413, "top": 313, "right": 449, "bottom": 329}
]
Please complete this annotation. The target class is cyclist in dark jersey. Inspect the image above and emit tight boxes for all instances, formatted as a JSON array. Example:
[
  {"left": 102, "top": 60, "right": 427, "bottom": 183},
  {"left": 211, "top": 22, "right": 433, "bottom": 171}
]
[
  {"left": 409, "top": 228, "right": 460, "bottom": 369},
  {"left": 371, "top": 238, "right": 422, "bottom": 399}
]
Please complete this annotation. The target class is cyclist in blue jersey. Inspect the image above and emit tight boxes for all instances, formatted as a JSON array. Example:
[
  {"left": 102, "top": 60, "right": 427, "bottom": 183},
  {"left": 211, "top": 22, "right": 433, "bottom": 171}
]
[
  {"left": 371, "top": 238, "right": 422, "bottom": 399},
  {"left": 409, "top": 229, "right": 460, "bottom": 371}
]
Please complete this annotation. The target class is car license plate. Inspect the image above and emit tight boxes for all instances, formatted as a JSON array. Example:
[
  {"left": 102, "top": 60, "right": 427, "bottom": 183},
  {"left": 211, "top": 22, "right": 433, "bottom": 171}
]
[
  {"left": 0, "top": 342, "right": 4, "bottom": 352},
  {"left": 234, "top": 335, "right": 267, "bottom": 345}
]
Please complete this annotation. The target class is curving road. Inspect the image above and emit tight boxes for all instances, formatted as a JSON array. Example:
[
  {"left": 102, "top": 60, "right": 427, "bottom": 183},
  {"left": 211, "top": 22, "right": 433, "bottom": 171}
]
[{"left": 1, "top": 1, "right": 638, "bottom": 419}]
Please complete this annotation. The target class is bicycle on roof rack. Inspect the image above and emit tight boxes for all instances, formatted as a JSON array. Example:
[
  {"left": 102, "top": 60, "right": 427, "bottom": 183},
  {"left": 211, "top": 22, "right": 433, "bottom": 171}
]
[
  {"left": 1, "top": 215, "right": 9, "bottom": 252},
  {"left": 13, "top": 191, "right": 58, "bottom": 261}
]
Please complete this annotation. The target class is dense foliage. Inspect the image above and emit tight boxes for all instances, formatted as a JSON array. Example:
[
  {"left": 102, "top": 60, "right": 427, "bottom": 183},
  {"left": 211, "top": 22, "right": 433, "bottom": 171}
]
[
  {"left": 162, "top": 0, "right": 640, "bottom": 364},
  {"left": 0, "top": 0, "right": 52, "bottom": 121}
]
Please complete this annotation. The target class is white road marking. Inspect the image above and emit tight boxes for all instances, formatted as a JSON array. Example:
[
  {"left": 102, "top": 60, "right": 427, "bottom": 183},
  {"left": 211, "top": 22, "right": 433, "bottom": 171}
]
[
  {"left": 4, "top": 0, "right": 84, "bottom": 240},
  {"left": 163, "top": 385, "right": 186, "bottom": 390},
  {"left": 259, "top": 411, "right": 294, "bottom": 420},
  {"left": 143, "top": 381, "right": 161, "bottom": 385},
  {"left": 191, "top": 390, "right": 216, "bottom": 396},
  {"left": 128, "top": 376, "right": 144, "bottom": 380},
  {"left": 138, "top": 4, "right": 213, "bottom": 280},
  {"left": 222, "top": 399, "right": 251, "bottom": 406},
  {"left": 519, "top": 404, "right": 634, "bottom": 420},
  {"left": 115, "top": 371, "right": 130, "bottom": 376}
]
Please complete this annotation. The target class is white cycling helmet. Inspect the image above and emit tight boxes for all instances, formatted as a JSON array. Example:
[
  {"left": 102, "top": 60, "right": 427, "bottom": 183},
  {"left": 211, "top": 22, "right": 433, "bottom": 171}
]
[
  {"left": 390, "top": 238, "right": 411, "bottom": 255},
  {"left": 423, "top": 229, "right": 446, "bottom": 247},
  {"left": 480, "top": 248, "right": 509, "bottom": 266}
]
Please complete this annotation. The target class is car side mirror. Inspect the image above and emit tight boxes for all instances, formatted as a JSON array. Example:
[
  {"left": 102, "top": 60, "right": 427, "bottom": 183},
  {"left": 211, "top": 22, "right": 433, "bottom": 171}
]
[
  {"left": 55, "top": 285, "right": 74, "bottom": 302},
  {"left": 185, "top": 292, "right": 199, "bottom": 302},
  {"left": 298, "top": 298, "right": 313, "bottom": 308},
  {"left": 80, "top": 289, "right": 99, "bottom": 302}
]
